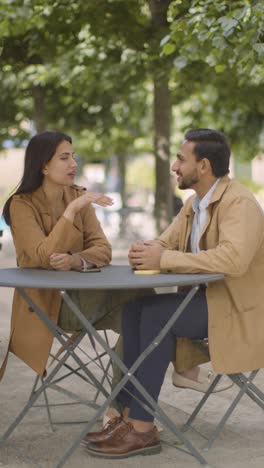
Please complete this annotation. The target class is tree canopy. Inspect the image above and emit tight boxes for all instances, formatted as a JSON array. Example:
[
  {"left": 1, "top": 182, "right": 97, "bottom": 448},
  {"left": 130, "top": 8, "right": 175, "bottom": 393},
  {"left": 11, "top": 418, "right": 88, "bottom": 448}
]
[
  {"left": 164, "top": 0, "right": 264, "bottom": 158},
  {"left": 0, "top": 0, "right": 263, "bottom": 227}
]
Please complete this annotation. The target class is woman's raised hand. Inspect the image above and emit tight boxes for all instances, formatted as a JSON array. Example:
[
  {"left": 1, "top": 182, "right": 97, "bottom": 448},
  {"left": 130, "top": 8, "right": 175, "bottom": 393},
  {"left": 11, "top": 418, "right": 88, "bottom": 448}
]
[{"left": 64, "top": 192, "right": 113, "bottom": 222}]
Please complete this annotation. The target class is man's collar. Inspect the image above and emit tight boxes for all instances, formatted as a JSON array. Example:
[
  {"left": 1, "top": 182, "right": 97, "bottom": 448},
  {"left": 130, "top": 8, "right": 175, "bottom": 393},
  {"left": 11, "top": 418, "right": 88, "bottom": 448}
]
[
  {"left": 186, "top": 175, "right": 231, "bottom": 215},
  {"left": 192, "top": 178, "right": 221, "bottom": 212},
  {"left": 209, "top": 174, "right": 231, "bottom": 204}
]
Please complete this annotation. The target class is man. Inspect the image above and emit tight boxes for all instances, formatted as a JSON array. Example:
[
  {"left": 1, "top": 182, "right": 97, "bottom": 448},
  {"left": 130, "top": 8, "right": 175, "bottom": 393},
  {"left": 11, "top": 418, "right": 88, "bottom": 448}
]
[{"left": 84, "top": 128, "right": 264, "bottom": 458}]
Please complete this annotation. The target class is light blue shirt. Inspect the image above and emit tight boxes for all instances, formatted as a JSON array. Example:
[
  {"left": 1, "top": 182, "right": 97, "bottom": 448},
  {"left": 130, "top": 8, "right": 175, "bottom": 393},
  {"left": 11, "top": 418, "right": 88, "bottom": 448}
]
[{"left": 190, "top": 179, "right": 220, "bottom": 254}]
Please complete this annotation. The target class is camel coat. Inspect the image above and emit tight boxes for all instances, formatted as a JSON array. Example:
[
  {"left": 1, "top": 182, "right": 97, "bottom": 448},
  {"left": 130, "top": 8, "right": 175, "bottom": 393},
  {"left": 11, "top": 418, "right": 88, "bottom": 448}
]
[
  {"left": 158, "top": 176, "right": 264, "bottom": 374},
  {"left": 0, "top": 185, "right": 112, "bottom": 378}
]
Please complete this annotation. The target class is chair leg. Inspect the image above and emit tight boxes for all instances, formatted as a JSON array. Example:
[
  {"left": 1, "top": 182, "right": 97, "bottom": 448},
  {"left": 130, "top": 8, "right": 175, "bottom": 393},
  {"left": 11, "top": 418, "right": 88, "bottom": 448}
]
[
  {"left": 184, "top": 369, "right": 264, "bottom": 451},
  {"left": 42, "top": 378, "right": 56, "bottom": 432},
  {"left": 29, "top": 330, "right": 115, "bottom": 427},
  {"left": 202, "top": 370, "right": 264, "bottom": 450},
  {"left": 93, "top": 357, "right": 112, "bottom": 404},
  {"left": 29, "top": 374, "right": 40, "bottom": 398},
  {"left": 230, "top": 371, "right": 264, "bottom": 409},
  {"left": 203, "top": 374, "right": 254, "bottom": 450},
  {"left": 0, "top": 378, "right": 50, "bottom": 445},
  {"left": 30, "top": 375, "right": 56, "bottom": 432},
  {"left": 183, "top": 374, "right": 222, "bottom": 431},
  {"left": 0, "top": 332, "right": 86, "bottom": 444}
]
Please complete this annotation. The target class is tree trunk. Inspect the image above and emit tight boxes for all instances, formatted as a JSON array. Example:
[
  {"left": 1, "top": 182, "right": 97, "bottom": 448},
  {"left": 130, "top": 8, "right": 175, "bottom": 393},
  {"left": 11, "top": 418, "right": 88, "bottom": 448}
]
[
  {"left": 117, "top": 152, "right": 127, "bottom": 209},
  {"left": 153, "top": 78, "right": 172, "bottom": 233},
  {"left": 117, "top": 152, "right": 127, "bottom": 238},
  {"left": 32, "top": 86, "right": 46, "bottom": 133},
  {"left": 148, "top": 0, "right": 173, "bottom": 233}
]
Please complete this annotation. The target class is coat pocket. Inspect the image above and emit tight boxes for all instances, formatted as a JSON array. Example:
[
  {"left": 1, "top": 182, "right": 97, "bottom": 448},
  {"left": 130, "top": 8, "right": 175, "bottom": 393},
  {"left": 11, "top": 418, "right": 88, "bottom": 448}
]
[{"left": 236, "top": 307, "right": 264, "bottom": 345}]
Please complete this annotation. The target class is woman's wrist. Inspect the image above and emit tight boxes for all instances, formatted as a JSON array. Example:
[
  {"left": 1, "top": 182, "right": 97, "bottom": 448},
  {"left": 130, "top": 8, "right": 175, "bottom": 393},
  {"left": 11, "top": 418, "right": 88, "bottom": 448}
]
[
  {"left": 63, "top": 205, "right": 76, "bottom": 223},
  {"left": 70, "top": 253, "right": 83, "bottom": 271}
]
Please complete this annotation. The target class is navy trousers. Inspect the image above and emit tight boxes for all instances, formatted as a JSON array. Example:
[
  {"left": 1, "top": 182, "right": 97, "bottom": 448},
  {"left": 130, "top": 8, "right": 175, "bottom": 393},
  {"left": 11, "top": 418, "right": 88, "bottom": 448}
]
[{"left": 116, "top": 288, "right": 208, "bottom": 421}]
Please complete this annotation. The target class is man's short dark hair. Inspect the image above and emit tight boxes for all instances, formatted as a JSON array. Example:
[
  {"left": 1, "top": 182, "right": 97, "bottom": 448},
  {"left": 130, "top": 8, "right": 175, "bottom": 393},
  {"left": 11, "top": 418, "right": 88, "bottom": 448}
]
[{"left": 184, "top": 129, "right": 230, "bottom": 177}]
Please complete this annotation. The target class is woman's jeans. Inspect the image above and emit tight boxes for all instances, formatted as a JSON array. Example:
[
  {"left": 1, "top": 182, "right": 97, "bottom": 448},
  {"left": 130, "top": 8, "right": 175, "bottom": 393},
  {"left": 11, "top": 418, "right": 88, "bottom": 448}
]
[{"left": 117, "top": 288, "right": 208, "bottom": 421}]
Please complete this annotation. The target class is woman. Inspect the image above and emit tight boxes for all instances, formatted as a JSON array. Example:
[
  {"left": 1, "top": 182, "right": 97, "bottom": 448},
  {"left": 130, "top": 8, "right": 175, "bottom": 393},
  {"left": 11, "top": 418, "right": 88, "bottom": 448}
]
[{"left": 0, "top": 131, "right": 148, "bottom": 380}]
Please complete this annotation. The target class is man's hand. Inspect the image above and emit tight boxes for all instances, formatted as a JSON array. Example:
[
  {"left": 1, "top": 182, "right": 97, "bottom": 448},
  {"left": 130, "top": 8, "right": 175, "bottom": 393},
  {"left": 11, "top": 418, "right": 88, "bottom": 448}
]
[
  {"left": 128, "top": 240, "right": 164, "bottom": 270},
  {"left": 49, "top": 253, "right": 78, "bottom": 271}
]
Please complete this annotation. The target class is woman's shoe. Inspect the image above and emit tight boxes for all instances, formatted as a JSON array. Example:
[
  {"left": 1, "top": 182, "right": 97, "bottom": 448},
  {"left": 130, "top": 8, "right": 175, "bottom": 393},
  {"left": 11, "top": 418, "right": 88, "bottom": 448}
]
[{"left": 172, "top": 368, "right": 233, "bottom": 393}]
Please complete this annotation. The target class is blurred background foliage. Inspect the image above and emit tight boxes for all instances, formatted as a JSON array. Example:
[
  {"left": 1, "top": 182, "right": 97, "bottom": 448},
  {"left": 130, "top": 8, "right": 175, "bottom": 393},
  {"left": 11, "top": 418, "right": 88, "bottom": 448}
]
[{"left": 0, "top": 0, "right": 263, "bottom": 229}]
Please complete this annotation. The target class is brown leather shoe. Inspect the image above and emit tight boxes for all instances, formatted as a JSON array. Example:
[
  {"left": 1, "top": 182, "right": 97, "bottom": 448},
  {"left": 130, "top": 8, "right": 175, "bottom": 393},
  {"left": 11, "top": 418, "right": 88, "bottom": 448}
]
[
  {"left": 81, "top": 416, "right": 125, "bottom": 446},
  {"left": 85, "top": 422, "right": 161, "bottom": 458}
]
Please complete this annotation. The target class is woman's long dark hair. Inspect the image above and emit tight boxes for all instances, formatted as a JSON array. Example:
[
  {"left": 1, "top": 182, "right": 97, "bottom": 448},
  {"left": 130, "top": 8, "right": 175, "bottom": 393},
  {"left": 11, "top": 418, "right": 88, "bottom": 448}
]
[{"left": 2, "top": 131, "right": 72, "bottom": 225}]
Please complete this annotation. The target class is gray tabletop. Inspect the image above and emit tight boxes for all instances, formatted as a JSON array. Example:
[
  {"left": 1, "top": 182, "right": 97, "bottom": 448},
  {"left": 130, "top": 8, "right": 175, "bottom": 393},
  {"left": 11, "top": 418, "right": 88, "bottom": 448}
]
[{"left": 0, "top": 265, "right": 224, "bottom": 290}]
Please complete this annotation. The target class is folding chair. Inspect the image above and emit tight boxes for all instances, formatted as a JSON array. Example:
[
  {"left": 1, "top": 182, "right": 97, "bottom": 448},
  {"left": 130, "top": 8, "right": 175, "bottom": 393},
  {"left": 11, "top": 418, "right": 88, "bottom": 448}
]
[
  {"left": 182, "top": 339, "right": 264, "bottom": 450},
  {"left": 0, "top": 290, "right": 116, "bottom": 444},
  {"left": 29, "top": 328, "right": 115, "bottom": 430}
]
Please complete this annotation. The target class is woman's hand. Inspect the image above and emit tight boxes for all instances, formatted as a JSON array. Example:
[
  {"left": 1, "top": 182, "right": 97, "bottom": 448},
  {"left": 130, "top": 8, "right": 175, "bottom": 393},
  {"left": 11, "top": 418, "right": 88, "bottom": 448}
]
[
  {"left": 64, "top": 192, "right": 113, "bottom": 223},
  {"left": 49, "top": 253, "right": 80, "bottom": 271}
]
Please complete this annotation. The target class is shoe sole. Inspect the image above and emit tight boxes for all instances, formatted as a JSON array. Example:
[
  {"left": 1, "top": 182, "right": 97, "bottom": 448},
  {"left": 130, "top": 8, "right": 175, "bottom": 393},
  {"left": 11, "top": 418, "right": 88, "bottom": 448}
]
[
  {"left": 172, "top": 381, "right": 233, "bottom": 393},
  {"left": 85, "top": 444, "right": 162, "bottom": 459}
]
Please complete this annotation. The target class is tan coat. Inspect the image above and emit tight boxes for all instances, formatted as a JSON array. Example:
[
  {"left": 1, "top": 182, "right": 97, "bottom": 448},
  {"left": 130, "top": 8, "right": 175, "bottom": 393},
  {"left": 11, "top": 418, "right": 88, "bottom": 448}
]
[
  {"left": 158, "top": 176, "right": 264, "bottom": 374},
  {"left": 1, "top": 185, "right": 112, "bottom": 377}
]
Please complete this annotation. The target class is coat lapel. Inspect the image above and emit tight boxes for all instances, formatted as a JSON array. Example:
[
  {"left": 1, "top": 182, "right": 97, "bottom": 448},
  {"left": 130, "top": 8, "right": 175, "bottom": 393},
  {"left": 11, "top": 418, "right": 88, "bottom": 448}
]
[
  {"left": 31, "top": 187, "right": 52, "bottom": 234},
  {"left": 183, "top": 202, "right": 194, "bottom": 252},
  {"left": 198, "top": 175, "right": 231, "bottom": 249}
]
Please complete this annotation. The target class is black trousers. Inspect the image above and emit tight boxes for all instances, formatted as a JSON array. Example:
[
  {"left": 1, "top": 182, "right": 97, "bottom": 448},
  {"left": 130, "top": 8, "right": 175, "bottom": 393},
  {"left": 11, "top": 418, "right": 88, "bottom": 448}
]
[{"left": 116, "top": 288, "right": 208, "bottom": 421}]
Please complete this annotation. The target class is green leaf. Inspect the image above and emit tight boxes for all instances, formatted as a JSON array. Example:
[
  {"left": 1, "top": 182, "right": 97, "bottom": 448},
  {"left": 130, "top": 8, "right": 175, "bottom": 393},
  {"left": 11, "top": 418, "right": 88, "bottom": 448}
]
[
  {"left": 163, "top": 42, "right": 176, "bottom": 55},
  {"left": 215, "top": 64, "right": 226, "bottom": 73}
]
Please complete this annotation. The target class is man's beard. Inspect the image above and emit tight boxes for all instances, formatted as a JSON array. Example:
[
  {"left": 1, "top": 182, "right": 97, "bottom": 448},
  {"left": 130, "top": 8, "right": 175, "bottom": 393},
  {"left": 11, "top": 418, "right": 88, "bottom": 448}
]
[{"left": 178, "top": 169, "right": 199, "bottom": 190}]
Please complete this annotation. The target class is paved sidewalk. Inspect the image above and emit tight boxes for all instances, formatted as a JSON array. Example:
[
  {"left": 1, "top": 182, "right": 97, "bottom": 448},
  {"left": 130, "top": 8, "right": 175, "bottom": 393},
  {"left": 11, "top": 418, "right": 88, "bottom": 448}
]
[{"left": 0, "top": 231, "right": 264, "bottom": 468}]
